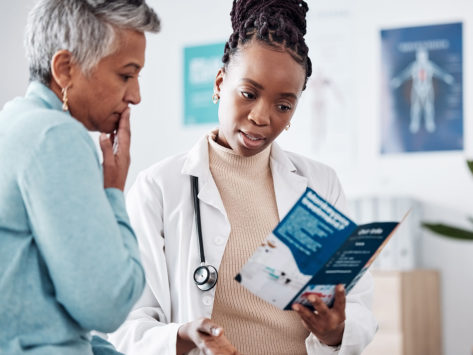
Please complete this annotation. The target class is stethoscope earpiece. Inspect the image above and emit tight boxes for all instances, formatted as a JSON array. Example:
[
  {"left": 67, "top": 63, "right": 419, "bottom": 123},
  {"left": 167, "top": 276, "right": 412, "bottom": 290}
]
[{"left": 191, "top": 176, "right": 219, "bottom": 292}]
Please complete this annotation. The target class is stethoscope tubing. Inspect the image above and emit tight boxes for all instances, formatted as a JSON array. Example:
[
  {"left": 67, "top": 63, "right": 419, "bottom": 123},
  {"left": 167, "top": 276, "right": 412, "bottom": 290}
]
[
  {"left": 191, "top": 175, "right": 206, "bottom": 264},
  {"left": 191, "top": 175, "right": 218, "bottom": 291}
]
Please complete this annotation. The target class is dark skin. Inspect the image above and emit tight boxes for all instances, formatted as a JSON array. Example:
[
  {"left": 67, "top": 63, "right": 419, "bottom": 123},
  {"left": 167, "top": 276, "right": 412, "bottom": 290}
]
[
  {"left": 176, "top": 41, "right": 307, "bottom": 355},
  {"left": 292, "top": 284, "right": 346, "bottom": 346},
  {"left": 213, "top": 42, "right": 305, "bottom": 158},
  {"left": 177, "top": 36, "right": 346, "bottom": 355},
  {"left": 214, "top": 41, "right": 347, "bottom": 348}
]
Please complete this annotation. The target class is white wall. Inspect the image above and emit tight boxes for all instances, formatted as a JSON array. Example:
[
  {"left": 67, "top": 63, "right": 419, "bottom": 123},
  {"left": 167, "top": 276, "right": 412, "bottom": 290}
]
[
  {"left": 0, "top": 2, "right": 33, "bottom": 110},
  {"left": 123, "top": 0, "right": 233, "bottom": 188},
  {"left": 2, "top": 0, "right": 472, "bottom": 213},
  {"left": 350, "top": 0, "right": 473, "bottom": 214},
  {"left": 2, "top": 1, "right": 473, "bottom": 354}
]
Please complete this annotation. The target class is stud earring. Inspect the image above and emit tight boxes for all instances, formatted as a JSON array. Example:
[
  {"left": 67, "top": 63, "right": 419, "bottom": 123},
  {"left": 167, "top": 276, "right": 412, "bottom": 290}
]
[
  {"left": 61, "top": 86, "right": 69, "bottom": 111},
  {"left": 285, "top": 122, "right": 291, "bottom": 131},
  {"left": 212, "top": 93, "right": 220, "bottom": 104}
]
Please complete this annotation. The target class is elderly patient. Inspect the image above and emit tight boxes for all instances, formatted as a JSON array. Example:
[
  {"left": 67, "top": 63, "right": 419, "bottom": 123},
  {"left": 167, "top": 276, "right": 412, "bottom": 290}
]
[{"left": 0, "top": 0, "right": 159, "bottom": 354}]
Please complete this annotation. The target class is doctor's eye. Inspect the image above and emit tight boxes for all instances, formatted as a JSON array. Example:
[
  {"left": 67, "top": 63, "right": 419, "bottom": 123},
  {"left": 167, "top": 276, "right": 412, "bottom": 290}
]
[
  {"left": 241, "top": 91, "right": 256, "bottom": 100},
  {"left": 277, "top": 104, "right": 292, "bottom": 112}
]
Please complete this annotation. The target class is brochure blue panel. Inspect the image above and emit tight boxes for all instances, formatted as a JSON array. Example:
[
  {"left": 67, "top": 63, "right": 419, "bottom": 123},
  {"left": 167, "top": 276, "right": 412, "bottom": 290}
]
[
  {"left": 380, "top": 22, "right": 463, "bottom": 153},
  {"left": 236, "top": 187, "right": 402, "bottom": 310},
  {"left": 183, "top": 43, "right": 225, "bottom": 125},
  {"left": 273, "top": 189, "right": 357, "bottom": 276}
]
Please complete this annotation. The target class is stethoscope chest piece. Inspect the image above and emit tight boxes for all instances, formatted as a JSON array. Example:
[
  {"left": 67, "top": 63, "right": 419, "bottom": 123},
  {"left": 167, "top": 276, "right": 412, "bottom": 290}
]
[
  {"left": 193, "top": 264, "right": 218, "bottom": 291},
  {"left": 191, "top": 175, "right": 219, "bottom": 291}
]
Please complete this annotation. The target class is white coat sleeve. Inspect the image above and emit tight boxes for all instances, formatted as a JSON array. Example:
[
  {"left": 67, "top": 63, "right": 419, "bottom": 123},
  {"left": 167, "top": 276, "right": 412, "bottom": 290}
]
[
  {"left": 305, "top": 170, "right": 378, "bottom": 355},
  {"left": 107, "top": 172, "right": 183, "bottom": 355}
]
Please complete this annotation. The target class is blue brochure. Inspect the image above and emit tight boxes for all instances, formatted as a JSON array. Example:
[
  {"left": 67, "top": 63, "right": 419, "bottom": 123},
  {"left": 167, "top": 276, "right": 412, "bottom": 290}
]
[{"left": 235, "top": 188, "right": 403, "bottom": 310}]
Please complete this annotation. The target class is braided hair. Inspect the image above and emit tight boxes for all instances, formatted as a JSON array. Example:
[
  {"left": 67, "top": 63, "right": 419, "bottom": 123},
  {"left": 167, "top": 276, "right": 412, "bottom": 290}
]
[{"left": 222, "top": 0, "right": 312, "bottom": 90}]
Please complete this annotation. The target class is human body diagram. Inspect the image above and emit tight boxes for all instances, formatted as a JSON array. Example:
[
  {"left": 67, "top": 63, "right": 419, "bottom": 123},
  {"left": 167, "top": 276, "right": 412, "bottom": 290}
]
[{"left": 391, "top": 48, "right": 454, "bottom": 133}]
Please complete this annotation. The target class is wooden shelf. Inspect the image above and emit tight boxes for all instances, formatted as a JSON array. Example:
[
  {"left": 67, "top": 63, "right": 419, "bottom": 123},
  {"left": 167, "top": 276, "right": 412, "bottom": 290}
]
[{"left": 363, "top": 270, "right": 442, "bottom": 355}]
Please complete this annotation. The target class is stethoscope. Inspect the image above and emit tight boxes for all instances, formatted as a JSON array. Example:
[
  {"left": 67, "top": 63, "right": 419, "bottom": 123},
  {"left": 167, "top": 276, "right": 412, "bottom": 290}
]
[{"left": 191, "top": 176, "right": 218, "bottom": 291}]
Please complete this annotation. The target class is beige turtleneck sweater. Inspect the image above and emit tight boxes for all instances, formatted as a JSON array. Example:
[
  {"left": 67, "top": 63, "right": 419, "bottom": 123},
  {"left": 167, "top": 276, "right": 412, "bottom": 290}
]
[{"left": 208, "top": 133, "right": 309, "bottom": 355}]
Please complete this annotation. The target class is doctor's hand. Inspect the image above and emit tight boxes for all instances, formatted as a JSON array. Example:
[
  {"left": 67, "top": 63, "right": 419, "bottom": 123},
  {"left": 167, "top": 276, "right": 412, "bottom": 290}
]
[
  {"left": 292, "top": 284, "right": 346, "bottom": 347},
  {"left": 100, "top": 107, "right": 131, "bottom": 191},
  {"left": 177, "top": 318, "right": 240, "bottom": 355}
]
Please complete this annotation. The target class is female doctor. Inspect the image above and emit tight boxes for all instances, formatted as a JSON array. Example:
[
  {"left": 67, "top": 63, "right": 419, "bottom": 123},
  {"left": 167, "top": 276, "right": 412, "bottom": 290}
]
[{"left": 109, "top": 1, "right": 377, "bottom": 354}]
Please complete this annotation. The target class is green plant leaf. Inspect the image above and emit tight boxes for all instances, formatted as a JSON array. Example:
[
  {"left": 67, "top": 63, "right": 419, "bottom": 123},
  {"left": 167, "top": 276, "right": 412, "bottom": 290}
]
[
  {"left": 422, "top": 222, "right": 473, "bottom": 241},
  {"left": 467, "top": 160, "right": 473, "bottom": 177}
]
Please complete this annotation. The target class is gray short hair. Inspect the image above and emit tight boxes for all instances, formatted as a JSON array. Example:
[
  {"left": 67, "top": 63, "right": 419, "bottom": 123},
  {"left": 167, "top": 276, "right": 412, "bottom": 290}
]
[{"left": 25, "top": 0, "right": 161, "bottom": 85}]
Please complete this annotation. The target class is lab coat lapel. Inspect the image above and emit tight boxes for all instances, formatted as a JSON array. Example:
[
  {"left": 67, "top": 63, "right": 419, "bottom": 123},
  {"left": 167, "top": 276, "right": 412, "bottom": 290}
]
[
  {"left": 197, "top": 177, "right": 227, "bottom": 220},
  {"left": 181, "top": 134, "right": 227, "bottom": 218},
  {"left": 270, "top": 143, "right": 308, "bottom": 220}
]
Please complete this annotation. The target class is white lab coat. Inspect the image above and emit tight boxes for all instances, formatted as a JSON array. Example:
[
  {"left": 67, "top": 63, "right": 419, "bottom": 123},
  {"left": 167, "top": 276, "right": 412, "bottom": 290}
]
[{"left": 108, "top": 134, "right": 377, "bottom": 355}]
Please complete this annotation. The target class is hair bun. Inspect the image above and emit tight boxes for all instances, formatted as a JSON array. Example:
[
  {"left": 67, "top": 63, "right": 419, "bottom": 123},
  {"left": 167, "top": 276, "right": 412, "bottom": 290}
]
[
  {"left": 224, "top": 0, "right": 312, "bottom": 90},
  {"left": 230, "top": 0, "right": 308, "bottom": 36}
]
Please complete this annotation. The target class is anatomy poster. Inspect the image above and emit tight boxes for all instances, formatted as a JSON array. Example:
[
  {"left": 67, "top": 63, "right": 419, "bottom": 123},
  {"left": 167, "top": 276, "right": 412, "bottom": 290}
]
[
  {"left": 306, "top": 2, "right": 357, "bottom": 172},
  {"left": 380, "top": 22, "right": 463, "bottom": 153}
]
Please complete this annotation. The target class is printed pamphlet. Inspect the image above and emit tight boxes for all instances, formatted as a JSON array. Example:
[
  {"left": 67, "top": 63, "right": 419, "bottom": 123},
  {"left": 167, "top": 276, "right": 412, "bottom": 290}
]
[{"left": 235, "top": 188, "right": 405, "bottom": 310}]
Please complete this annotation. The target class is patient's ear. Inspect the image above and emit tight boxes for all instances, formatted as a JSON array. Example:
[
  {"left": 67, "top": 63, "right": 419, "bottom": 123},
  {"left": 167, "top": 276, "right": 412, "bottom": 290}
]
[{"left": 50, "top": 50, "right": 74, "bottom": 90}]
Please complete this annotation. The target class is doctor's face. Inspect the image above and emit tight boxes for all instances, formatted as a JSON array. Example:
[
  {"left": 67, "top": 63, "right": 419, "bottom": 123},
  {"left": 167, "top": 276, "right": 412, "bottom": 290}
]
[{"left": 214, "top": 40, "right": 306, "bottom": 157}]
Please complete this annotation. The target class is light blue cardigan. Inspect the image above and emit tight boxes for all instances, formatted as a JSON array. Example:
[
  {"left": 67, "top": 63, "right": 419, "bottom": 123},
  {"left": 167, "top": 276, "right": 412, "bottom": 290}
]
[{"left": 0, "top": 82, "right": 145, "bottom": 354}]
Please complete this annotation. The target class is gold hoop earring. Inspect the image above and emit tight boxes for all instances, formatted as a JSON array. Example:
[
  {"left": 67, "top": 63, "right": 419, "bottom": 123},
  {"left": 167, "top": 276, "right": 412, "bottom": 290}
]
[
  {"left": 285, "top": 122, "right": 291, "bottom": 131},
  {"left": 61, "top": 86, "right": 69, "bottom": 111},
  {"left": 212, "top": 93, "right": 220, "bottom": 104}
]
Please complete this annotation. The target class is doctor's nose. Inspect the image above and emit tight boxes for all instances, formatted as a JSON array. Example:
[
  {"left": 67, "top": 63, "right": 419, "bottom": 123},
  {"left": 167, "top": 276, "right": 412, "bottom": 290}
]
[{"left": 248, "top": 101, "right": 270, "bottom": 126}]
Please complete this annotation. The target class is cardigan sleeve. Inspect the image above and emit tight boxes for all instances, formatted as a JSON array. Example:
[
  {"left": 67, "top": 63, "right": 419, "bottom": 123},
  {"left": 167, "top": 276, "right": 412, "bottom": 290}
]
[{"left": 18, "top": 121, "right": 145, "bottom": 333}]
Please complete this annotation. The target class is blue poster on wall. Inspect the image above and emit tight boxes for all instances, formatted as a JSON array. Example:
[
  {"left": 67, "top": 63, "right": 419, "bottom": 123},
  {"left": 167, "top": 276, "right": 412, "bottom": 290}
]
[
  {"left": 183, "top": 43, "right": 225, "bottom": 125},
  {"left": 380, "top": 22, "right": 463, "bottom": 153}
]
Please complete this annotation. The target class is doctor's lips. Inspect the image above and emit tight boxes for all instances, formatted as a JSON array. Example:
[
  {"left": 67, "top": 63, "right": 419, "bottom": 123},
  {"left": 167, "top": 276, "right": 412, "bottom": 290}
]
[
  {"left": 240, "top": 130, "right": 265, "bottom": 141},
  {"left": 239, "top": 130, "right": 267, "bottom": 149}
]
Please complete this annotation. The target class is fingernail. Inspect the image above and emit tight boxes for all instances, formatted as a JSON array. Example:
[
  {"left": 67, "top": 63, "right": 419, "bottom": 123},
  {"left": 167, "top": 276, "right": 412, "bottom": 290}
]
[
  {"left": 338, "top": 285, "right": 345, "bottom": 292},
  {"left": 112, "top": 136, "right": 119, "bottom": 155},
  {"left": 309, "top": 295, "right": 317, "bottom": 303},
  {"left": 292, "top": 304, "right": 300, "bottom": 311},
  {"left": 211, "top": 327, "right": 221, "bottom": 336}
]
